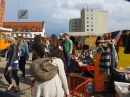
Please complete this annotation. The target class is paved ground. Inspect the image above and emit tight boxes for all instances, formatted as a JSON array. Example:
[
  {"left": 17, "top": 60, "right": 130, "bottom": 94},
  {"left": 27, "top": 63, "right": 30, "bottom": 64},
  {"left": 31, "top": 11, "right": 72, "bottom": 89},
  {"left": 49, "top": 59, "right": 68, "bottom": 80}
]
[{"left": 0, "top": 53, "right": 33, "bottom": 97}]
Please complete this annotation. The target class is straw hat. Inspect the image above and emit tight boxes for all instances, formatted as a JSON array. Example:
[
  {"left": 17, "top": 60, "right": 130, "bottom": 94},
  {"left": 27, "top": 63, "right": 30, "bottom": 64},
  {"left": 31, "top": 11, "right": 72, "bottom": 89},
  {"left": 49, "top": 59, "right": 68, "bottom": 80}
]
[{"left": 8, "top": 36, "right": 15, "bottom": 43}]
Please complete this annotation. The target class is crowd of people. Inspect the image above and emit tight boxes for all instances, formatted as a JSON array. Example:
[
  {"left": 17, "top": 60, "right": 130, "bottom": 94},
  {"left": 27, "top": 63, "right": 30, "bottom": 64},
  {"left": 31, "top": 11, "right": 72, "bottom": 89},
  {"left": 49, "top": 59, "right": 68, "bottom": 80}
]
[{"left": 4, "top": 33, "right": 73, "bottom": 97}]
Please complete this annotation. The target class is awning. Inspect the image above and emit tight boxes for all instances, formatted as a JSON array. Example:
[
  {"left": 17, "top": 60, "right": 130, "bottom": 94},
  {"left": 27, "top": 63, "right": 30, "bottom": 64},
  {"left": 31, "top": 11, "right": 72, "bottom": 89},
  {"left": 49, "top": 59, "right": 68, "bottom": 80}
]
[
  {"left": 60, "top": 32, "right": 105, "bottom": 37},
  {"left": 0, "top": 27, "right": 13, "bottom": 32}
]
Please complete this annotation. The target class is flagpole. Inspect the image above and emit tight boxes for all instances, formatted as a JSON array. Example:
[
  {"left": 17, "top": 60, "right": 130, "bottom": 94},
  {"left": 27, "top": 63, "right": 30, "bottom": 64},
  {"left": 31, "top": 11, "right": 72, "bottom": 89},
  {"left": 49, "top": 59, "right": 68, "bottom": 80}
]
[{"left": 17, "top": 0, "right": 19, "bottom": 36}]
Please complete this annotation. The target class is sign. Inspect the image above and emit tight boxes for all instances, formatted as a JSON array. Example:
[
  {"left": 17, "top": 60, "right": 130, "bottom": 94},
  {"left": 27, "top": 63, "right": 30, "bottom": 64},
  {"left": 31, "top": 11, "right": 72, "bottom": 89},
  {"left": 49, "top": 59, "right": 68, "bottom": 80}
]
[{"left": 19, "top": 10, "right": 28, "bottom": 19}]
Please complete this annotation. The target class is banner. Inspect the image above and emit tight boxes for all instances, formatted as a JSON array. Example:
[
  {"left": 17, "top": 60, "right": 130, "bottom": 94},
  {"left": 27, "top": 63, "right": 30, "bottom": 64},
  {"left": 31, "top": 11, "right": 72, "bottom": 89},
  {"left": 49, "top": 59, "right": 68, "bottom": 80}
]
[{"left": 0, "top": 0, "right": 5, "bottom": 27}]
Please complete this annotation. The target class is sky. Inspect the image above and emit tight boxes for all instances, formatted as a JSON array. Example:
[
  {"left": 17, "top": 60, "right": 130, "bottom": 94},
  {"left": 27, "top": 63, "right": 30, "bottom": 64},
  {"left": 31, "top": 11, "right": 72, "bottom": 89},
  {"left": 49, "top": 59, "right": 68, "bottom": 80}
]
[{"left": 4, "top": 0, "right": 130, "bottom": 36}]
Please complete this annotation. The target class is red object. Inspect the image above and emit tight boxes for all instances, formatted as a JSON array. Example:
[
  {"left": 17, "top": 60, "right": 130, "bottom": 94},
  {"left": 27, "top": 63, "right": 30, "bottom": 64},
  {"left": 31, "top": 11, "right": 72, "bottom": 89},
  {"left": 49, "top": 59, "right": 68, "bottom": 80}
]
[{"left": 66, "top": 73, "right": 90, "bottom": 97}]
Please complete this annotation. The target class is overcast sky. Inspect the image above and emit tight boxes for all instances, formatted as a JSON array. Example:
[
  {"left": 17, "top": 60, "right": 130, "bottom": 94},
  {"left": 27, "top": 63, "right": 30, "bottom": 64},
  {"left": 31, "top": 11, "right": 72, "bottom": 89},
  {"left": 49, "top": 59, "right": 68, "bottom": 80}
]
[{"left": 4, "top": 0, "right": 130, "bottom": 36}]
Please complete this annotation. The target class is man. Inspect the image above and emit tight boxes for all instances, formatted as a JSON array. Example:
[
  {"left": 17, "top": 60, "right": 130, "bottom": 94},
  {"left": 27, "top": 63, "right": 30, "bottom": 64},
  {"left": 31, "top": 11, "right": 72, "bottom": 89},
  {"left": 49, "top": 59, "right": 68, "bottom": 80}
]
[{"left": 64, "top": 33, "right": 73, "bottom": 73}]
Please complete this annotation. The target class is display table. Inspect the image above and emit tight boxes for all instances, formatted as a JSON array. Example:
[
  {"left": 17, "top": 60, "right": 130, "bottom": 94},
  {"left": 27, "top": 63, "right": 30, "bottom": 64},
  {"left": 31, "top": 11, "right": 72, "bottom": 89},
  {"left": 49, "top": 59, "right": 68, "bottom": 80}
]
[
  {"left": 110, "top": 70, "right": 130, "bottom": 97},
  {"left": 114, "top": 82, "right": 130, "bottom": 97}
]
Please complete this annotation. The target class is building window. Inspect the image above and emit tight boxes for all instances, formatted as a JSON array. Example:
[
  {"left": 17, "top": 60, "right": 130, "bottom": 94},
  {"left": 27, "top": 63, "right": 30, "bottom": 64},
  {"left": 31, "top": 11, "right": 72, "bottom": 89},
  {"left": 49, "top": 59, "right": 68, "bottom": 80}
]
[
  {"left": 87, "top": 29, "right": 89, "bottom": 31},
  {"left": 91, "top": 14, "right": 93, "bottom": 16},
  {"left": 28, "top": 29, "right": 32, "bottom": 32},
  {"left": 91, "top": 22, "right": 93, "bottom": 23},
  {"left": 87, "top": 25, "right": 89, "bottom": 27},
  {"left": 22, "top": 29, "right": 26, "bottom": 32},
  {"left": 25, "top": 34, "right": 27, "bottom": 37},
  {"left": 75, "top": 19, "right": 77, "bottom": 21},
  {"left": 72, "top": 26, "right": 74, "bottom": 27},
  {"left": 91, "top": 9, "right": 93, "bottom": 12},
  {"left": 91, "top": 25, "right": 93, "bottom": 27},
  {"left": 87, "top": 17, "right": 89, "bottom": 19},
  {"left": 75, "top": 22, "right": 77, "bottom": 24},
  {"left": 29, "top": 34, "right": 32, "bottom": 37},
  {"left": 75, "top": 29, "right": 77, "bottom": 30},
  {"left": 72, "top": 22, "right": 74, "bottom": 24},
  {"left": 87, "top": 21, "right": 89, "bottom": 23},
  {"left": 91, "top": 17, "right": 93, "bottom": 19},
  {"left": 13, "top": 29, "right": 16, "bottom": 32},
  {"left": 86, "top": 9, "right": 89, "bottom": 12},
  {"left": 36, "top": 29, "right": 40, "bottom": 32},
  {"left": 91, "top": 29, "right": 93, "bottom": 31},
  {"left": 75, "top": 26, "right": 77, "bottom": 27}
]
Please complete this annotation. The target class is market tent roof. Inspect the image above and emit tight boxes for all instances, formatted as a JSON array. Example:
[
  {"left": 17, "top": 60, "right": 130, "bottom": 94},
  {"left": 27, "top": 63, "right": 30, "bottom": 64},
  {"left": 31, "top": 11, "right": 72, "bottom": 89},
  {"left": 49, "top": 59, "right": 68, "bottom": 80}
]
[
  {"left": 60, "top": 32, "right": 105, "bottom": 37},
  {"left": 0, "top": 27, "right": 13, "bottom": 32}
]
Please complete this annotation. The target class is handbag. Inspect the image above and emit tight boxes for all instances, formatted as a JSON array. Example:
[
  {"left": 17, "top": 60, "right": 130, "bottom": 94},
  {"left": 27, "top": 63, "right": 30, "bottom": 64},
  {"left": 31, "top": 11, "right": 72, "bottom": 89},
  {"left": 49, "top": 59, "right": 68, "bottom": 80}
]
[{"left": 30, "top": 57, "right": 58, "bottom": 82}]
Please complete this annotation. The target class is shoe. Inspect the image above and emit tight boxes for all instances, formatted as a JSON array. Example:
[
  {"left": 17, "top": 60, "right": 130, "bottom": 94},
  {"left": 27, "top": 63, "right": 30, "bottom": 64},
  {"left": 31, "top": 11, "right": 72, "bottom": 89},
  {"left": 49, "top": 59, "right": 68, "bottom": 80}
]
[
  {"left": 5, "top": 85, "right": 14, "bottom": 92},
  {"left": 14, "top": 89, "right": 20, "bottom": 93},
  {"left": 21, "top": 77, "right": 25, "bottom": 81}
]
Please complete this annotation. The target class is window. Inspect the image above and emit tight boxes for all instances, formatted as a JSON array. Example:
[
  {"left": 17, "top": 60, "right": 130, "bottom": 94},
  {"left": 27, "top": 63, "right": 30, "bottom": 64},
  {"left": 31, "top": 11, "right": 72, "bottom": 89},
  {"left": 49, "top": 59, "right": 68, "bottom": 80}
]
[
  {"left": 75, "top": 22, "right": 77, "bottom": 24},
  {"left": 87, "top": 17, "right": 89, "bottom": 19},
  {"left": 28, "top": 29, "right": 32, "bottom": 32},
  {"left": 91, "top": 9, "right": 93, "bottom": 12},
  {"left": 29, "top": 34, "right": 32, "bottom": 37},
  {"left": 91, "top": 17, "right": 93, "bottom": 19},
  {"left": 13, "top": 29, "right": 16, "bottom": 32},
  {"left": 75, "top": 19, "right": 77, "bottom": 21},
  {"left": 87, "top": 29, "right": 89, "bottom": 31},
  {"left": 22, "top": 29, "right": 26, "bottom": 32},
  {"left": 91, "top": 22, "right": 93, "bottom": 23},
  {"left": 91, "top": 14, "right": 93, "bottom": 16},
  {"left": 75, "top": 29, "right": 77, "bottom": 30},
  {"left": 87, "top": 25, "right": 89, "bottom": 27},
  {"left": 36, "top": 29, "right": 40, "bottom": 32},
  {"left": 72, "top": 26, "right": 74, "bottom": 27},
  {"left": 91, "top": 29, "right": 93, "bottom": 31},
  {"left": 87, "top": 21, "right": 89, "bottom": 23},
  {"left": 25, "top": 34, "right": 28, "bottom": 37},
  {"left": 72, "top": 22, "right": 74, "bottom": 24},
  {"left": 86, "top": 14, "right": 89, "bottom": 16},
  {"left": 91, "top": 25, "right": 93, "bottom": 27},
  {"left": 86, "top": 9, "right": 89, "bottom": 12},
  {"left": 75, "top": 26, "right": 77, "bottom": 27}
]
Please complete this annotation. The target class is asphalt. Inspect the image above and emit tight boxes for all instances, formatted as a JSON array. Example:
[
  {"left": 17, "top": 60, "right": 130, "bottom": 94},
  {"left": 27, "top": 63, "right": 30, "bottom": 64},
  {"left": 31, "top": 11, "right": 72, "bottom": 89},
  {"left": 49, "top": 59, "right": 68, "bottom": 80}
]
[{"left": 0, "top": 53, "right": 33, "bottom": 97}]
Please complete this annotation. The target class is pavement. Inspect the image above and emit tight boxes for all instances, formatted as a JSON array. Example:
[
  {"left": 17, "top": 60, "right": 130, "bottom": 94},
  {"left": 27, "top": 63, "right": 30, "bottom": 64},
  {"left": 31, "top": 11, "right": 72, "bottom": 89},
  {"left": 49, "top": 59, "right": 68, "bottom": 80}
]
[{"left": 0, "top": 53, "right": 33, "bottom": 97}]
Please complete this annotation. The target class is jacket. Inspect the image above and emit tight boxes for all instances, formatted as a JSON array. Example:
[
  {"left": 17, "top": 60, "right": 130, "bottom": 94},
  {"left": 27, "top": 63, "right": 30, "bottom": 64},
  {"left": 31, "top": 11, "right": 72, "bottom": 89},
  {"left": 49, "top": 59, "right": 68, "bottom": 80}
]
[
  {"left": 21, "top": 42, "right": 29, "bottom": 60},
  {"left": 8, "top": 43, "right": 19, "bottom": 66}
]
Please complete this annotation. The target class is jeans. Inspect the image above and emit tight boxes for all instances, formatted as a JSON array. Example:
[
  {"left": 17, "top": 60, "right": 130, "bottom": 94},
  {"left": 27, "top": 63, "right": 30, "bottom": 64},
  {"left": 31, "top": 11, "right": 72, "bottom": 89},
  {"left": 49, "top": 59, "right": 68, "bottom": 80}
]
[{"left": 66, "top": 54, "right": 72, "bottom": 73}]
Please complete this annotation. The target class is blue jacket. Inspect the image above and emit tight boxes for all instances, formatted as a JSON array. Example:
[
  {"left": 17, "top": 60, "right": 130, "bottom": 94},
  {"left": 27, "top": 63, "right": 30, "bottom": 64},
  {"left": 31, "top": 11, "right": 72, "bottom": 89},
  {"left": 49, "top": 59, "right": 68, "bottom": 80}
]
[{"left": 21, "top": 42, "right": 29, "bottom": 60}]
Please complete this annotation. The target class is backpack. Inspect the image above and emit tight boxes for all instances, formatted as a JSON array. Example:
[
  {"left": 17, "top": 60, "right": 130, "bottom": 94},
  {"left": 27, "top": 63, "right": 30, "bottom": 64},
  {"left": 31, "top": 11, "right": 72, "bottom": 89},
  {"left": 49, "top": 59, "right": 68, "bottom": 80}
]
[{"left": 30, "top": 57, "right": 58, "bottom": 82}]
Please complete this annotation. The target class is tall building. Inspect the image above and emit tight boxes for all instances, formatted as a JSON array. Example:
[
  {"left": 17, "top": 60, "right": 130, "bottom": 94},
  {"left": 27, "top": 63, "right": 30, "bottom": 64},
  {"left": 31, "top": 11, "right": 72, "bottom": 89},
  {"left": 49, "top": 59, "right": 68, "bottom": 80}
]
[
  {"left": 69, "top": 7, "right": 108, "bottom": 34},
  {"left": 3, "top": 22, "right": 45, "bottom": 41}
]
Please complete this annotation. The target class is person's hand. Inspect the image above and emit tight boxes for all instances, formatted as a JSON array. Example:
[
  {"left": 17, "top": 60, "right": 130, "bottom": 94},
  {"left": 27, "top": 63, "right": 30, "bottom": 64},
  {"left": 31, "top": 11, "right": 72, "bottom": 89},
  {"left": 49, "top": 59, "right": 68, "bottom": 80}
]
[
  {"left": 8, "top": 66, "right": 12, "bottom": 71},
  {"left": 66, "top": 95, "right": 70, "bottom": 97}
]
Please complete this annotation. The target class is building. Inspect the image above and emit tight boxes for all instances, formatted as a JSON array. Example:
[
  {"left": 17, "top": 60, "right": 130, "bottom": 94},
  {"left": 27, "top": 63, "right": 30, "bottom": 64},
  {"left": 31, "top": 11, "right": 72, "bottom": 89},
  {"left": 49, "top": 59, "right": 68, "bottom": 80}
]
[
  {"left": 69, "top": 7, "right": 108, "bottom": 34},
  {"left": 3, "top": 22, "right": 45, "bottom": 40}
]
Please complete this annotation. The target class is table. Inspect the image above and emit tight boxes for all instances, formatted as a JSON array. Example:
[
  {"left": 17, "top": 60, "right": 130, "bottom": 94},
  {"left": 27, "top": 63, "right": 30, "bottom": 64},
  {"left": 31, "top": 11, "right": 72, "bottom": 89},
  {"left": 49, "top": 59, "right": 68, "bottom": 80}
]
[{"left": 110, "top": 70, "right": 130, "bottom": 97}]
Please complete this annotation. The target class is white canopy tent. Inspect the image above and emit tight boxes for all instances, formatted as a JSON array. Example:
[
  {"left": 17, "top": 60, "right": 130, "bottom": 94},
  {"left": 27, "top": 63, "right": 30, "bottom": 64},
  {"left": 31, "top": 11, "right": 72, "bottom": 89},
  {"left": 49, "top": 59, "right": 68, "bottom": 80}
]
[{"left": 60, "top": 32, "right": 105, "bottom": 37}]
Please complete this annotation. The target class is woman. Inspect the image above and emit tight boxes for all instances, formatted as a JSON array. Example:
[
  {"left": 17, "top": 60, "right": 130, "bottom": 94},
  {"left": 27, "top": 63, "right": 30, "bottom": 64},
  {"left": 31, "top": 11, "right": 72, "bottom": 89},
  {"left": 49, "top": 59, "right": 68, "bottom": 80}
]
[
  {"left": 59, "top": 38, "right": 64, "bottom": 51},
  {"left": 49, "top": 34, "right": 59, "bottom": 53},
  {"left": 18, "top": 36, "right": 29, "bottom": 81},
  {"left": 32, "top": 35, "right": 45, "bottom": 61},
  {"left": 42, "top": 38, "right": 50, "bottom": 58},
  {"left": 33, "top": 50, "right": 70, "bottom": 97},
  {"left": 4, "top": 36, "right": 20, "bottom": 93}
]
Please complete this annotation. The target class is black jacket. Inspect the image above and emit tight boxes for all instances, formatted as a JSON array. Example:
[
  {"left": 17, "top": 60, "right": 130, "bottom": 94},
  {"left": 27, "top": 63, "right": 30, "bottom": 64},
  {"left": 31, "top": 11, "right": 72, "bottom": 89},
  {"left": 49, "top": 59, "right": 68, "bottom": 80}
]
[
  {"left": 124, "top": 34, "right": 130, "bottom": 54},
  {"left": 8, "top": 43, "right": 19, "bottom": 66}
]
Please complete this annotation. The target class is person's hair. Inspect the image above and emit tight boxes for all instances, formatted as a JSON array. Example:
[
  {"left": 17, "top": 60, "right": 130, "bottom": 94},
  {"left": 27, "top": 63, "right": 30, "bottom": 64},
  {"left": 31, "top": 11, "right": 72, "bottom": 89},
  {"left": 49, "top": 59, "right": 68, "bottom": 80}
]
[
  {"left": 63, "top": 33, "right": 69, "bottom": 37},
  {"left": 42, "top": 38, "right": 48, "bottom": 45},
  {"left": 59, "top": 38, "right": 63, "bottom": 45},
  {"left": 18, "top": 36, "right": 25, "bottom": 46},
  {"left": 50, "top": 50, "right": 66, "bottom": 63},
  {"left": 51, "top": 34, "right": 59, "bottom": 49},
  {"left": 34, "top": 35, "right": 42, "bottom": 43},
  {"left": 8, "top": 36, "right": 15, "bottom": 43}
]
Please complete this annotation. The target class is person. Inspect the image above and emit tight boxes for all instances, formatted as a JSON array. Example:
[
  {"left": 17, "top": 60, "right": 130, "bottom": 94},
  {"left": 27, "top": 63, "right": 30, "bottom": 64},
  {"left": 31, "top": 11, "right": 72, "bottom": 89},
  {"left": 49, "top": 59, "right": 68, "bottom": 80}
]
[
  {"left": 18, "top": 36, "right": 29, "bottom": 81},
  {"left": 63, "top": 33, "right": 73, "bottom": 73},
  {"left": 32, "top": 35, "right": 45, "bottom": 61},
  {"left": 42, "top": 38, "right": 50, "bottom": 58},
  {"left": 4, "top": 36, "right": 20, "bottom": 93},
  {"left": 49, "top": 34, "right": 59, "bottom": 53},
  {"left": 32, "top": 50, "right": 70, "bottom": 97},
  {"left": 59, "top": 38, "right": 64, "bottom": 51}
]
